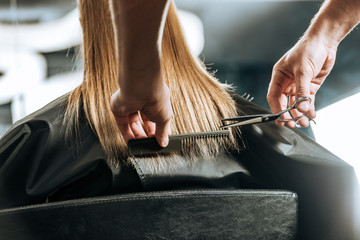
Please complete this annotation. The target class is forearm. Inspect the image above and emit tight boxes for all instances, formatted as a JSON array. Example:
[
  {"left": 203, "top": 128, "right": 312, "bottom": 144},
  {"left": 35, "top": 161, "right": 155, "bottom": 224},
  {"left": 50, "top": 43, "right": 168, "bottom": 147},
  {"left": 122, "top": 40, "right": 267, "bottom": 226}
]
[
  {"left": 305, "top": 0, "right": 360, "bottom": 47},
  {"left": 109, "top": 0, "right": 170, "bottom": 98}
]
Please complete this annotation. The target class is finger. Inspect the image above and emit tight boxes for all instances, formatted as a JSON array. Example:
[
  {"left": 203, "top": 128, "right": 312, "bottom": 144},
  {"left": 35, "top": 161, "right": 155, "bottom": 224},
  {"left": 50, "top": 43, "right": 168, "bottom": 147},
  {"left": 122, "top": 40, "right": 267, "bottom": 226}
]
[
  {"left": 307, "top": 95, "right": 316, "bottom": 119},
  {"left": 113, "top": 115, "right": 135, "bottom": 142},
  {"left": 128, "top": 112, "right": 148, "bottom": 139},
  {"left": 275, "top": 94, "right": 291, "bottom": 127},
  {"left": 283, "top": 111, "right": 296, "bottom": 128},
  {"left": 286, "top": 121, "right": 296, "bottom": 128},
  {"left": 277, "top": 95, "right": 295, "bottom": 128},
  {"left": 280, "top": 95, "right": 296, "bottom": 128},
  {"left": 267, "top": 71, "right": 286, "bottom": 115},
  {"left": 268, "top": 93, "right": 287, "bottom": 127},
  {"left": 141, "top": 112, "right": 156, "bottom": 137},
  {"left": 291, "top": 108, "right": 309, "bottom": 128},
  {"left": 300, "top": 89, "right": 317, "bottom": 120},
  {"left": 267, "top": 70, "right": 291, "bottom": 127},
  {"left": 286, "top": 93, "right": 312, "bottom": 128},
  {"left": 297, "top": 116, "right": 309, "bottom": 128},
  {"left": 110, "top": 89, "right": 138, "bottom": 141},
  {"left": 295, "top": 73, "right": 312, "bottom": 113},
  {"left": 155, "top": 119, "right": 171, "bottom": 147}
]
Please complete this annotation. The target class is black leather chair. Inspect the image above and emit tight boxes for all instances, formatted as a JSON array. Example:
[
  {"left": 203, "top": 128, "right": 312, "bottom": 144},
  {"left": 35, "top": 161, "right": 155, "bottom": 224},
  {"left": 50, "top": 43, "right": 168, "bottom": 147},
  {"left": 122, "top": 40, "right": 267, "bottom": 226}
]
[
  {"left": 0, "top": 189, "right": 298, "bottom": 240},
  {"left": 0, "top": 94, "right": 358, "bottom": 239}
]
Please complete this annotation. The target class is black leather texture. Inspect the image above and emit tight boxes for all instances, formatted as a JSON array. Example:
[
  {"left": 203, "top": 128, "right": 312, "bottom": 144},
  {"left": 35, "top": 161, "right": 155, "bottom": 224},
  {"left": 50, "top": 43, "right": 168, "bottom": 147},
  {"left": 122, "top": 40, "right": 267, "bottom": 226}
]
[
  {"left": 232, "top": 95, "right": 360, "bottom": 240},
  {"left": 0, "top": 92, "right": 359, "bottom": 239},
  {"left": 0, "top": 189, "right": 297, "bottom": 240},
  {"left": 131, "top": 152, "right": 263, "bottom": 191}
]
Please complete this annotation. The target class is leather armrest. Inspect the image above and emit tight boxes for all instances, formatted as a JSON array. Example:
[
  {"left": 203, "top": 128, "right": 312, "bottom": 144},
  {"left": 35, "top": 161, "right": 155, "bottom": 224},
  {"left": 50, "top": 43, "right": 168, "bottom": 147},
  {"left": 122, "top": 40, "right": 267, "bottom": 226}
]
[{"left": 0, "top": 189, "right": 297, "bottom": 240}]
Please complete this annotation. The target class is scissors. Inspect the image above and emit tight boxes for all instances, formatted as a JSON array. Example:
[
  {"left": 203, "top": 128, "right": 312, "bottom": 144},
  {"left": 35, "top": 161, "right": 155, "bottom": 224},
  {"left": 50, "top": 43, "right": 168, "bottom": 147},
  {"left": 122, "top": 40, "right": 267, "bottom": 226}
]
[{"left": 221, "top": 96, "right": 313, "bottom": 129}]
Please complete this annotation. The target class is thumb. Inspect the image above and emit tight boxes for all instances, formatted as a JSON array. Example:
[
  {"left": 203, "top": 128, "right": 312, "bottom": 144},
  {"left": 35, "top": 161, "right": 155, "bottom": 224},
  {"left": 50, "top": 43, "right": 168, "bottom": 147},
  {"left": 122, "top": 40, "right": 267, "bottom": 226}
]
[
  {"left": 295, "top": 73, "right": 311, "bottom": 113},
  {"left": 155, "top": 119, "right": 171, "bottom": 148}
]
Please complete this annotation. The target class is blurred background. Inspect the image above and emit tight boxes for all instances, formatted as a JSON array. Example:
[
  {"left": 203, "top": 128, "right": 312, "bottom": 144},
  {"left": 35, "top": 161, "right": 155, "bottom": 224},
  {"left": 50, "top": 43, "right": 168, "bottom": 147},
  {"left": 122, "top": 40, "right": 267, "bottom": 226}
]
[{"left": 0, "top": 0, "right": 359, "bottom": 179}]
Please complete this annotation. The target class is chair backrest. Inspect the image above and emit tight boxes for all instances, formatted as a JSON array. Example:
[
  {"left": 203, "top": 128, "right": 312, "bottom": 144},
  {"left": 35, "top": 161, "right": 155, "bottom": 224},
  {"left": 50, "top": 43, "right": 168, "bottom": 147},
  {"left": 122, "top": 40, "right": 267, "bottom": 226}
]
[{"left": 0, "top": 189, "right": 297, "bottom": 240}]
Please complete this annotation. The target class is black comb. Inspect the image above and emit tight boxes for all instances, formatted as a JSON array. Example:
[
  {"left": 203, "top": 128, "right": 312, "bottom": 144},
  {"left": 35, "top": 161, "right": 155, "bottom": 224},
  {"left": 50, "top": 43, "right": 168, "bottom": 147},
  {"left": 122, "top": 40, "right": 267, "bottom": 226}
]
[{"left": 128, "top": 130, "right": 230, "bottom": 156}]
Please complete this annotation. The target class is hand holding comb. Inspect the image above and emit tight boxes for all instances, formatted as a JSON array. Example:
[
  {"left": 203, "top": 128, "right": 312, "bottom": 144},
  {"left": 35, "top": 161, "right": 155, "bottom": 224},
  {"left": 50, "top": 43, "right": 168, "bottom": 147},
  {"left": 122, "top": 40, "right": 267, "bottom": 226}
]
[{"left": 127, "top": 130, "right": 230, "bottom": 156}]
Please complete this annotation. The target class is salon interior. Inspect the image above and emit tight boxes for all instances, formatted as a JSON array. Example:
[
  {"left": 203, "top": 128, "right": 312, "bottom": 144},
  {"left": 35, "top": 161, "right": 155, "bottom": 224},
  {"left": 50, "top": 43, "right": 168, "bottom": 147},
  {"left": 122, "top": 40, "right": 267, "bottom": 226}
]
[{"left": 0, "top": 0, "right": 359, "bottom": 238}]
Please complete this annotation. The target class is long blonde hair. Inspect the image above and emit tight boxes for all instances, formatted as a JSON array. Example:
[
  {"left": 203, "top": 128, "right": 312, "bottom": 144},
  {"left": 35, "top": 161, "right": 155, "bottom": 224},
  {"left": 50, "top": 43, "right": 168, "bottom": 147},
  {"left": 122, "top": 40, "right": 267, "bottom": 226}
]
[{"left": 65, "top": 0, "right": 241, "bottom": 166}]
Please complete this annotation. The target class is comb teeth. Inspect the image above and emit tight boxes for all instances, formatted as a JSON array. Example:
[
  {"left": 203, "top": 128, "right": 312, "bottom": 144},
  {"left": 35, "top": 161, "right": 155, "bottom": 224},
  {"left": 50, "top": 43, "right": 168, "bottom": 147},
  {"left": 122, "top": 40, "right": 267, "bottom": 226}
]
[
  {"left": 128, "top": 130, "right": 230, "bottom": 156},
  {"left": 180, "top": 130, "right": 229, "bottom": 156}
]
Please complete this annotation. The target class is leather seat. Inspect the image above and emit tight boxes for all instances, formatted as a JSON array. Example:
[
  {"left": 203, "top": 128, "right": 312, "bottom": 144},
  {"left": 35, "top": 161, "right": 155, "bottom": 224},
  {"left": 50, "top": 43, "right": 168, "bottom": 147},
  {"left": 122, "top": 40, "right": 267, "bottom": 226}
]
[
  {"left": 0, "top": 189, "right": 297, "bottom": 240},
  {"left": 1, "top": 94, "right": 358, "bottom": 239}
]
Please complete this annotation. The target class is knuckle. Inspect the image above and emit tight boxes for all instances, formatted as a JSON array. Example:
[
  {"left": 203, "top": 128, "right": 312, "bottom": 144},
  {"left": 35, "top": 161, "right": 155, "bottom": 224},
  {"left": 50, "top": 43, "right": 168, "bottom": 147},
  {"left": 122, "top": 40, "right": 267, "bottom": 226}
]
[
  {"left": 111, "top": 107, "right": 125, "bottom": 118},
  {"left": 295, "top": 64, "right": 313, "bottom": 78},
  {"left": 272, "top": 62, "right": 281, "bottom": 71},
  {"left": 297, "top": 88, "right": 309, "bottom": 96}
]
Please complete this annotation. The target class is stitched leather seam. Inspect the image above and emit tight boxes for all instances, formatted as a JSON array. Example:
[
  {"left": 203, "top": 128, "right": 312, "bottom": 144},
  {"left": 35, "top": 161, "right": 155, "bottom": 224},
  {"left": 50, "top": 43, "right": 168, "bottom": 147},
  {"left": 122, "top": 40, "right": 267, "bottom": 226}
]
[{"left": 0, "top": 192, "right": 297, "bottom": 216}]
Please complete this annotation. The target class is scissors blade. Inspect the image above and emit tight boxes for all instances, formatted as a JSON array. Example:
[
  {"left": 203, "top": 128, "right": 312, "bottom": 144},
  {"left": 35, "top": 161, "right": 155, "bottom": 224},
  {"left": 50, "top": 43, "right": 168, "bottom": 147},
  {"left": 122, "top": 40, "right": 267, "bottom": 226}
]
[
  {"left": 220, "top": 116, "right": 263, "bottom": 128},
  {"left": 222, "top": 114, "right": 267, "bottom": 122}
]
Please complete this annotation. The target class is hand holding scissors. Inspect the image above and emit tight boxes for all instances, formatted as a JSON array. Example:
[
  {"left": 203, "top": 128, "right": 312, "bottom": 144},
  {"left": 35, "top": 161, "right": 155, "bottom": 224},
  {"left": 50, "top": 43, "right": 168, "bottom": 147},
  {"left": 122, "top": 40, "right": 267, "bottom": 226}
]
[{"left": 221, "top": 96, "right": 313, "bottom": 129}]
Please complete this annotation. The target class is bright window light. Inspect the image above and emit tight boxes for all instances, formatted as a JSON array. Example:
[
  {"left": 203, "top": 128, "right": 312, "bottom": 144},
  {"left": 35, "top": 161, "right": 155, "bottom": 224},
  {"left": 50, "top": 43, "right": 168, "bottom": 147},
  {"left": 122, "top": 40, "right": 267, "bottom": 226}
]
[{"left": 311, "top": 92, "right": 360, "bottom": 183}]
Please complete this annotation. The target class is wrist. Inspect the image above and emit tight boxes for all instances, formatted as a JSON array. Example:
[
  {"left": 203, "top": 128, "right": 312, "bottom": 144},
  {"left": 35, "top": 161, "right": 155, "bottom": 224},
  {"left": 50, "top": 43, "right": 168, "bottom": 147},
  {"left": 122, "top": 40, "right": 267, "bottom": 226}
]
[
  {"left": 118, "top": 53, "right": 162, "bottom": 89},
  {"left": 118, "top": 70, "right": 167, "bottom": 102},
  {"left": 304, "top": 19, "right": 340, "bottom": 50}
]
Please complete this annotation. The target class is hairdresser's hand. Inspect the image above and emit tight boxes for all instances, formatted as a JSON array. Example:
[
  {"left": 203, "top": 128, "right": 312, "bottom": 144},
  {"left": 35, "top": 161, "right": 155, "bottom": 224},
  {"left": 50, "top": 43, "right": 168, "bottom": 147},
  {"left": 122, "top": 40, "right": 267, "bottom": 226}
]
[
  {"left": 111, "top": 80, "right": 172, "bottom": 147},
  {"left": 267, "top": 35, "right": 337, "bottom": 128}
]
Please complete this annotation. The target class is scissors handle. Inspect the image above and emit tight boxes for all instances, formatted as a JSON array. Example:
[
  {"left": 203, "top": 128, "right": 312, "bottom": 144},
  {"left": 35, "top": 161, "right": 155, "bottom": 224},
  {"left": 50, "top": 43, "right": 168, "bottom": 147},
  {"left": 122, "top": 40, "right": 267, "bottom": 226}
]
[{"left": 289, "top": 96, "right": 312, "bottom": 110}]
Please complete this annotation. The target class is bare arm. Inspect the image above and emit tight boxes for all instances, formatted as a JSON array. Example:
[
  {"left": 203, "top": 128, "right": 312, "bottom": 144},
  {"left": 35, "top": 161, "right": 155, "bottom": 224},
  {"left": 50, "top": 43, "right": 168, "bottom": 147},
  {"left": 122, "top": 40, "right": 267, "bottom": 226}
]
[
  {"left": 267, "top": 0, "right": 360, "bottom": 128},
  {"left": 109, "top": 0, "right": 172, "bottom": 146},
  {"left": 308, "top": 0, "right": 360, "bottom": 44}
]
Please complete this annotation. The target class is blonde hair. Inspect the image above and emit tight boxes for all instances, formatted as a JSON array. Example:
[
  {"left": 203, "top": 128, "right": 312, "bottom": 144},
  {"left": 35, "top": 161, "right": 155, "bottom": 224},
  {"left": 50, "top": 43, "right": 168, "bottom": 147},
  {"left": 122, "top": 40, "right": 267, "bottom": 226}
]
[{"left": 65, "top": 0, "right": 241, "bottom": 167}]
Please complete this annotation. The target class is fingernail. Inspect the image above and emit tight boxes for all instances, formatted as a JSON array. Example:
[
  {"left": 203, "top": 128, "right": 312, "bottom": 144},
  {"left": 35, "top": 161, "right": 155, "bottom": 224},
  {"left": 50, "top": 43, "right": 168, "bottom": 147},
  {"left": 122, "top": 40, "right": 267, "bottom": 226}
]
[
  {"left": 162, "top": 137, "right": 169, "bottom": 147},
  {"left": 298, "top": 101, "right": 309, "bottom": 112}
]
